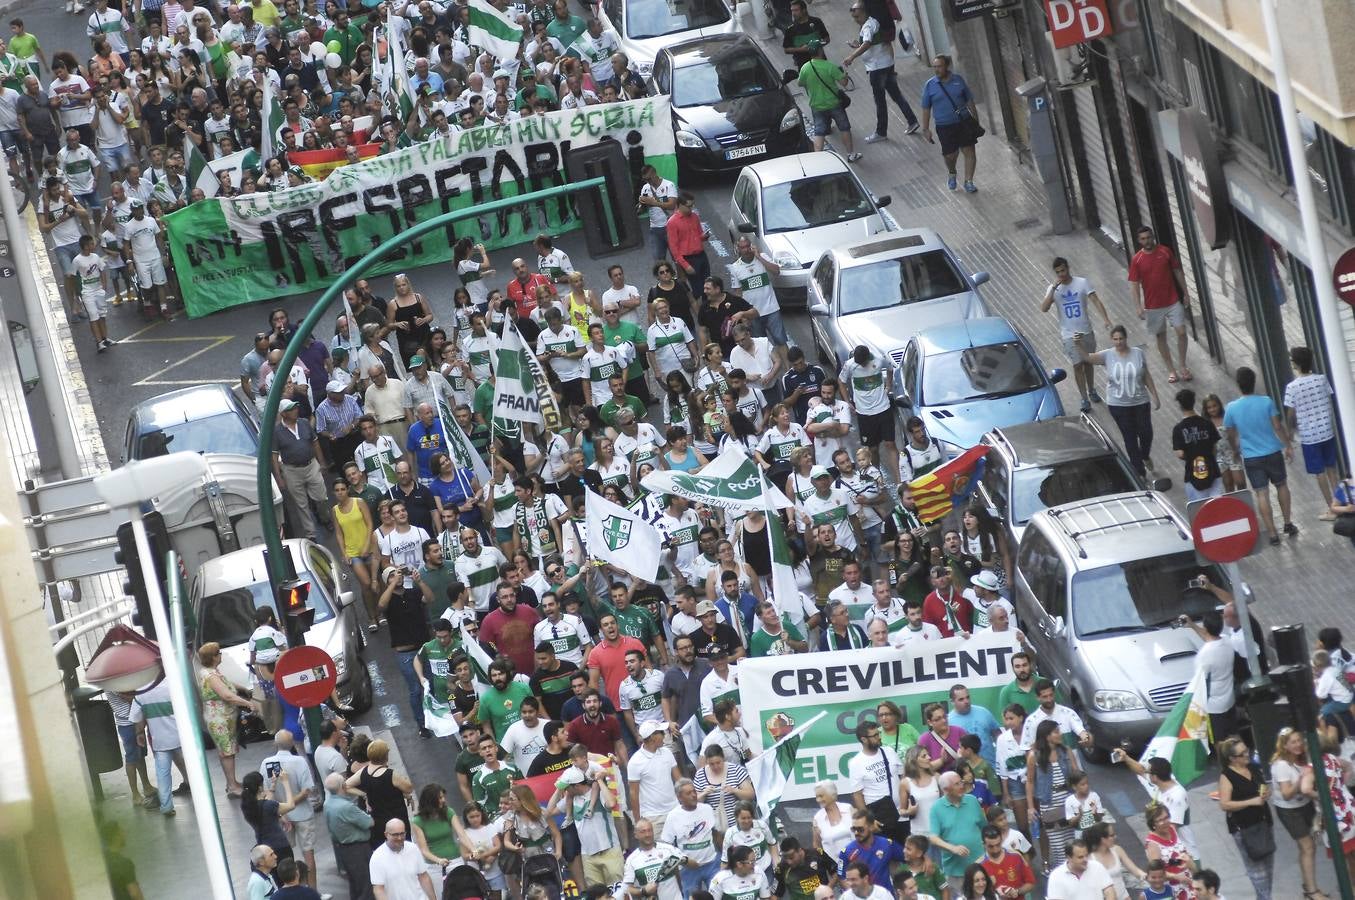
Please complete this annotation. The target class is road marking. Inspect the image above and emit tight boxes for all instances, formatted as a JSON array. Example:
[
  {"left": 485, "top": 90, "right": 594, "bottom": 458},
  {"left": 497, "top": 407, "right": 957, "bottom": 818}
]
[
  {"left": 379, "top": 704, "right": 403, "bottom": 728},
  {"left": 1200, "top": 518, "right": 1251, "bottom": 542},
  {"left": 112, "top": 320, "right": 238, "bottom": 386}
]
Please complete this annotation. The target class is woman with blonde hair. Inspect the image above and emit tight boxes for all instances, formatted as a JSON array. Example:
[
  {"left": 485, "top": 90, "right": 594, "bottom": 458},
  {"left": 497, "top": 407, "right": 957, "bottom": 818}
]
[
  {"left": 504, "top": 782, "right": 563, "bottom": 859},
  {"left": 347, "top": 738, "right": 415, "bottom": 846},
  {"left": 197, "top": 641, "right": 262, "bottom": 798},
  {"left": 1216, "top": 735, "right": 1274, "bottom": 900},
  {"left": 1269, "top": 726, "right": 1324, "bottom": 899}
]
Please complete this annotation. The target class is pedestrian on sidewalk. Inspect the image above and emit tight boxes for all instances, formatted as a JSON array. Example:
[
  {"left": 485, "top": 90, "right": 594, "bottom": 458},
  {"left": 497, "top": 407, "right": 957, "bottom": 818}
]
[
  {"left": 323, "top": 771, "right": 375, "bottom": 900},
  {"left": 1217, "top": 735, "right": 1276, "bottom": 900},
  {"left": 130, "top": 675, "right": 190, "bottom": 817},
  {"left": 843, "top": 2, "right": 918, "bottom": 144},
  {"left": 1222, "top": 366, "right": 1297, "bottom": 545},
  {"left": 1171, "top": 389, "right": 1223, "bottom": 502},
  {"left": 1128, "top": 226, "right": 1192, "bottom": 383},
  {"left": 106, "top": 689, "right": 156, "bottom": 809},
  {"left": 1202, "top": 393, "right": 1247, "bottom": 492},
  {"left": 1074, "top": 326, "right": 1159, "bottom": 479},
  {"left": 1041, "top": 257, "right": 1111, "bottom": 412},
  {"left": 919, "top": 55, "right": 980, "bottom": 193},
  {"left": 247, "top": 845, "right": 280, "bottom": 900},
  {"left": 798, "top": 42, "right": 860, "bottom": 162},
  {"left": 1283, "top": 346, "right": 1340, "bottom": 519},
  {"left": 1268, "top": 727, "right": 1326, "bottom": 900}
]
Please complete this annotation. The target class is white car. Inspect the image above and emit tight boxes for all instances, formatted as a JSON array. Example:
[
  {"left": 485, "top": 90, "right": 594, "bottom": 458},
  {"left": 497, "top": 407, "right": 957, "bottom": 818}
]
[
  {"left": 725, "top": 151, "right": 893, "bottom": 306},
  {"left": 594, "top": 0, "right": 736, "bottom": 77}
]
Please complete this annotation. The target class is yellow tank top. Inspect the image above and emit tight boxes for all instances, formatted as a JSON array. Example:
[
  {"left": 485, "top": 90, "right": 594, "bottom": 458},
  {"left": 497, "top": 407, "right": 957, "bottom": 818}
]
[
  {"left": 334, "top": 500, "right": 369, "bottom": 558},
  {"left": 567, "top": 292, "right": 593, "bottom": 333}
]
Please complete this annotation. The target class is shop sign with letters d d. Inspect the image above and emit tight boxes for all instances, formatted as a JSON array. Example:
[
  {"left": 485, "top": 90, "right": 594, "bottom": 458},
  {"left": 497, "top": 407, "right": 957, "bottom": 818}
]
[
  {"left": 1045, "top": 0, "right": 1114, "bottom": 49},
  {"left": 1179, "top": 107, "right": 1231, "bottom": 248}
]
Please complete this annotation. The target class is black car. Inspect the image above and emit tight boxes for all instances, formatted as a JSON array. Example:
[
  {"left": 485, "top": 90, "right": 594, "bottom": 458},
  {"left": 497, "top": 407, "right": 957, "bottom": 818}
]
[{"left": 651, "top": 34, "right": 807, "bottom": 176}]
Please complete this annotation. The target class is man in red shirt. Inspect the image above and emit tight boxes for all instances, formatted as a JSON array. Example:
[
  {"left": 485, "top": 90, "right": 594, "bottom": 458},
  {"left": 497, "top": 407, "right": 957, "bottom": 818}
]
[
  {"left": 979, "top": 827, "right": 1035, "bottom": 897},
  {"left": 564, "top": 688, "right": 628, "bottom": 762},
  {"left": 922, "top": 564, "right": 971, "bottom": 638},
  {"left": 506, "top": 257, "right": 556, "bottom": 317},
  {"left": 665, "top": 191, "right": 711, "bottom": 300},
  {"left": 587, "top": 611, "right": 646, "bottom": 709},
  {"left": 1128, "top": 225, "right": 1191, "bottom": 382},
  {"left": 479, "top": 583, "right": 541, "bottom": 675}
]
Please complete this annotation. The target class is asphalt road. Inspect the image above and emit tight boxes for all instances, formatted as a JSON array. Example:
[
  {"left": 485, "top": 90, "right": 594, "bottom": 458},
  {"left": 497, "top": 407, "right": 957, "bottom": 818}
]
[{"left": 22, "top": 0, "right": 1167, "bottom": 872}]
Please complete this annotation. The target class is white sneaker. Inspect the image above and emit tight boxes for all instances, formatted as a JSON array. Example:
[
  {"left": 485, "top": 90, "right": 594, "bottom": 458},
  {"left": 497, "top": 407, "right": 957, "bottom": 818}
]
[{"left": 864, "top": 132, "right": 886, "bottom": 143}]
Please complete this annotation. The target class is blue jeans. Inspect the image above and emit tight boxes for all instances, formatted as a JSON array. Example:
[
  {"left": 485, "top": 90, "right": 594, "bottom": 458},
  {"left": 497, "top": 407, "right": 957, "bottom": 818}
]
[
  {"left": 649, "top": 226, "right": 669, "bottom": 261},
  {"left": 396, "top": 649, "right": 423, "bottom": 726},
  {"left": 153, "top": 748, "right": 176, "bottom": 812},
  {"left": 679, "top": 856, "right": 720, "bottom": 895},
  {"left": 751, "top": 310, "right": 790, "bottom": 347},
  {"left": 868, "top": 67, "right": 917, "bottom": 135}
]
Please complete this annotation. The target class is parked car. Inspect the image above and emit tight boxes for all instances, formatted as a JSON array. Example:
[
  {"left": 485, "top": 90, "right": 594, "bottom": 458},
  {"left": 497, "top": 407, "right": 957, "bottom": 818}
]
[
  {"left": 189, "top": 539, "right": 373, "bottom": 713},
  {"left": 651, "top": 34, "right": 805, "bottom": 177},
  {"left": 896, "top": 317, "right": 1065, "bottom": 456},
  {"left": 807, "top": 230, "right": 991, "bottom": 373},
  {"left": 123, "top": 384, "right": 260, "bottom": 463},
  {"left": 725, "top": 151, "right": 892, "bottom": 306},
  {"left": 1012, "top": 490, "right": 1228, "bottom": 749},
  {"left": 595, "top": 0, "right": 735, "bottom": 78},
  {"left": 976, "top": 415, "right": 1170, "bottom": 548}
]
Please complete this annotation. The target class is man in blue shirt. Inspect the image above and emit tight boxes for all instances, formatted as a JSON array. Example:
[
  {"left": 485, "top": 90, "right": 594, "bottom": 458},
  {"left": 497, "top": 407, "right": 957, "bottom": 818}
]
[
  {"left": 838, "top": 808, "right": 906, "bottom": 889},
  {"left": 405, "top": 402, "right": 446, "bottom": 484},
  {"left": 918, "top": 54, "right": 980, "bottom": 193},
  {"left": 947, "top": 683, "right": 1000, "bottom": 765},
  {"left": 1222, "top": 366, "right": 1296, "bottom": 545}
]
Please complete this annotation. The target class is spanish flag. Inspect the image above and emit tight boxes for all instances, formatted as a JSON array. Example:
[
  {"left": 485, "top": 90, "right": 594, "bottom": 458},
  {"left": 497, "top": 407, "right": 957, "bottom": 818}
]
[
  {"left": 909, "top": 444, "right": 987, "bottom": 524},
  {"left": 288, "top": 143, "right": 382, "bottom": 180}
]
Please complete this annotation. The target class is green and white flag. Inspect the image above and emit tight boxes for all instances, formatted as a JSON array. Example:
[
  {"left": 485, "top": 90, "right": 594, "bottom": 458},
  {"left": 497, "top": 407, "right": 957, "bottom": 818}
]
[
  {"left": 1136, "top": 666, "right": 1212, "bottom": 790},
  {"left": 206, "top": 147, "right": 259, "bottom": 192},
  {"left": 459, "top": 621, "right": 494, "bottom": 689},
  {"left": 259, "top": 74, "right": 284, "bottom": 161},
  {"left": 467, "top": 0, "right": 524, "bottom": 61},
  {"left": 585, "top": 489, "right": 661, "bottom": 581},
  {"left": 762, "top": 468, "right": 799, "bottom": 610},
  {"left": 436, "top": 391, "right": 492, "bottom": 483},
  {"left": 184, "top": 134, "right": 218, "bottom": 198},
  {"left": 746, "top": 711, "right": 825, "bottom": 821},
  {"left": 491, "top": 319, "right": 546, "bottom": 425},
  {"left": 641, "top": 442, "right": 794, "bottom": 511},
  {"left": 383, "top": 11, "right": 414, "bottom": 119},
  {"left": 423, "top": 694, "right": 460, "bottom": 738}
]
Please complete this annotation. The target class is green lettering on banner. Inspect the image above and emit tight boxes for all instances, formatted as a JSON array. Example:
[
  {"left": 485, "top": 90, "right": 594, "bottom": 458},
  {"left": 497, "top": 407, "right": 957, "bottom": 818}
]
[
  {"left": 737, "top": 632, "right": 1017, "bottom": 801},
  {"left": 164, "top": 97, "right": 678, "bottom": 317}
]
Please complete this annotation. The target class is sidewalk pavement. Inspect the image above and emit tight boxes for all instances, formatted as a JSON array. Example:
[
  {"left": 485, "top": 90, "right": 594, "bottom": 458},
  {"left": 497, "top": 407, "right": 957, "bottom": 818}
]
[{"left": 98, "top": 725, "right": 407, "bottom": 898}]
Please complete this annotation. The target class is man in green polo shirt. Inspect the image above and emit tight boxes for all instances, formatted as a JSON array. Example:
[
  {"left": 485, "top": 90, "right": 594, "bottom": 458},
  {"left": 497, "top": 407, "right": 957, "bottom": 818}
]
[
  {"left": 417, "top": 539, "right": 459, "bottom": 618},
  {"left": 601, "top": 303, "right": 650, "bottom": 401},
  {"left": 929, "top": 771, "right": 986, "bottom": 891},
  {"left": 478, "top": 657, "right": 534, "bottom": 742},
  {"left": 797, "top": 42, "right": 859, "bottom": 161},
  {"left": 605, "top": 582, "right": 669, "bottom": 665},
  {"left": 414, "top": 619, "right": 457, "bottom": 705},
  {"left": 598, "top": 375, "right": 646, "bottom": 428}
]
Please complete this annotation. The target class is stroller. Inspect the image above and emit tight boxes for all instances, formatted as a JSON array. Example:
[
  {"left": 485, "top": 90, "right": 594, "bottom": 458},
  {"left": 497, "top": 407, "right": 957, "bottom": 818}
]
[
  {"left": 521, "top": 853, "right": 565, "bottom": 900},
  {"left": 442, "top": 863, "right": 492, "bottom": 900}
]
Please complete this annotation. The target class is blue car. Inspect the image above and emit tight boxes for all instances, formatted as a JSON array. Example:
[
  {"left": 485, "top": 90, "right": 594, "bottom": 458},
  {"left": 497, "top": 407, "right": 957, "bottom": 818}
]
[{"left": 894, "top": 317, "right": 1066, "bottom": 455}]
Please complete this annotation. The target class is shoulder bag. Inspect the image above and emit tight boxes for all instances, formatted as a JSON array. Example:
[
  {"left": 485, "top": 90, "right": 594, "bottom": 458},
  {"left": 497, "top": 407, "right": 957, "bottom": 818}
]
[
  {"left": 936, "top": 76, "right": 983, "bottom": 143},
  {"left": 810, "top": 60, "right": 850, "bottom": 110}
]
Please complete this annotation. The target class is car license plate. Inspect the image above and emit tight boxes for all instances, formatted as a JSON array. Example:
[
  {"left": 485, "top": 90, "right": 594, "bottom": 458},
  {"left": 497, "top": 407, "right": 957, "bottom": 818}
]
[{"left": 725, "top": 144, "right": 766, "bottom": 160}]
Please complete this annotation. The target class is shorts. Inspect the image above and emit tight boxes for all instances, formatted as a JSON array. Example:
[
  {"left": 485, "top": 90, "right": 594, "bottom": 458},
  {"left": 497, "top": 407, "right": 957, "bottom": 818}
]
[
  {"left": 1184, "top": 480, "right": 1223, "bottom": 504},
  {"left": 290, "top": 815, "right": 319, "bottom": 852},
  {"left": 1276, "top": 802, "right": 1316, "bottom": 840},
  {"left": 1062, "top": 330, "right": 1095, "bottom": 364},
  {"left": 53, "top": 241, "right": 80, "bottom": 276},
  {"left": 135, "top": 255, "right": 167, "bottom": 288},
  {"left": 936, "top": 120, "right": 977, "bottom": 156},
  {"left": 560, "top": 822, "right": 581, "bottom": 861},
  {"left": 494, "top": 525, "right": 514, "bottom": 544},
  {"left": 558, "top": 377, "right": 585, "bottom": 408},
  {"left": 117, "top": 722, "right": 144, "bottom": 764},
  {"left": 1144, "top": 302, "right": 1186, "bottom": 336},
  {"left": 76, "top": 191, "right": 98, "bottom": 211},
  {"left": 97, "top": 143, "right": 134, "bottom": 172},
  {"left": 81, "top": 290, "right": 108, "bottom": 321},
  {"left": 0, "top": 129, "right": 17, "bottom": 158},
  {"left": 1302, "top": 437, "right": 1338, "bottom": 475},
  {"left": 811, "top": 105, "right": 851, "bottom": 137},
  {"left": 857, "top": 409, "right": 895, "bottom": 447},
  {"left": 1244, "top": 451, "right": 1287, "bottom": 490}
]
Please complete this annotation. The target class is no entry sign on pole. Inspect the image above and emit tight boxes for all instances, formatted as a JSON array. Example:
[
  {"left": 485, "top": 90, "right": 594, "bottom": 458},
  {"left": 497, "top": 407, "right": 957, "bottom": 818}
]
[
  {"left": 273, "top": 645, "right": 337, "bottom": 708},
  {"left": 1191, "top": 495, "right": 1260, "bottom": 563}
]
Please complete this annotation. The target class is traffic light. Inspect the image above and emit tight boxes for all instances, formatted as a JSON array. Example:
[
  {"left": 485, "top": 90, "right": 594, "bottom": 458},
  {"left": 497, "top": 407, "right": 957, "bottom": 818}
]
[
  {"left": 564, "top": 142, "right": 642, "bottom": 257},
  {"left": 277, "top": 578, "right": 314, "bottom": 648},
  {"left": 113, "top": 512, "right": 171, "bottom": 639}
]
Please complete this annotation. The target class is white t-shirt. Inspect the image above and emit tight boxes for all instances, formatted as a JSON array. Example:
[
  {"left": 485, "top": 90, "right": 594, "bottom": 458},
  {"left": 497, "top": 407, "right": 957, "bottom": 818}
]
[
  {"left": 846, "top": 746, "right": 903, "bottom": 806},
  {"left": 259, "top": 749, "right": 316, "bottom": 822},
  {"left": 93, "top": 93, "right": 130, "bottom": 148},
  {"left": 699, "top": 667, "right": 739, "bottom": 719},
  {"left": 1050, "top": 275, "right": 1095, "bottom": 337},
  {"left": 799, "top": 488, "right": 859, "bottom": 551},
  {"left": 501, "top": 718, "right": 548, "bottom": 772},
  {"left": 533, "top": 613, "right": 589, "bottom": 665},
  {"left": 58, "top": 143, "right": 99, "bottom": 194},
  {"left": 368, "top": 840, "right": 429, "bottom": 899},
  {"left": 709, "top": 868, "right": 771, "bottom": 900},
  {"left": 1283, "top": 373, "right": 1335, "bottom": 445},
  {"left": 73, "top": 251, "right": 105, "bottom": 299},
  {"left": 856, "top": 17, "right": 894, "bottom": 72},
  {"left": 378, "top": 525, "right": 431, "bottom": 589},
  {"left": 123, "top": 215, "right": 162, "bottom": 260},
  {"left": 129, "top": 679, "right": 180, "bottom": 751},
  {"left": 660, "top": 802, "right": 720, "bottom": 864},
  {"left": 1045, "top": 857, "right": 1113, "bottom": 900},
  {"left": 622, "top": 842, "right": 685, "bottom": 900},
  {"left": 805, "top": 397, "right": 851, "bottom": 466},
  {"left": 602, "top": 283, "right": 643, "bottom": 327},
  {"left": 839, "top": 356, "right": 891, "bottom": 416},
  {"left": 537, "top": 324, "right": 586, "bottom": 382},
  {"left": 619, "top": 668, "right": 666, "bottom": 725},
  {"left": 726, "top": 255, "right": 777, "bottom": 316},
  {"left": 890, "top": 621, "right": 943, "bottom": 648},
  {"left": 1194, "top": 638, "right": 1236, "bottom": 714},
  {"left": 729, "top": 337, "right": 777, "bottom": 387},
  {"left": 1317, "top": 666, "right": 1353, "bottom": 705},
  {"left": 0, "top": 88, "right": 19, "bottom": 132},
  {"left": 626, "top": 746, "right": 679, "bottom": 818},
  {"left": 639, "top": 177, "right": 677, "bottom": 229}
]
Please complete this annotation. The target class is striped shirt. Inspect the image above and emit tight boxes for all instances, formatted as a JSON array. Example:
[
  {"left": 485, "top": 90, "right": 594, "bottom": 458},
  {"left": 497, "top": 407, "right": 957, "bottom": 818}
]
[{"left": 315, "top": 394, "right": 361, "bottom": 438}]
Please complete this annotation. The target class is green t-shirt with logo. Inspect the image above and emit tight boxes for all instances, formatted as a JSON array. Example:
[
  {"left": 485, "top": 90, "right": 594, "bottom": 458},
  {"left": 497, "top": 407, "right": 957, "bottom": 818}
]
[
  {"left": 603, "top": 320, "right": 647, "bottom": 381},
  {"left": 478, "top": 681, "right": 533, "bottom": 741},
  {"left": 418, "top": 637, "right": 456, "bottom": 702},
  {"left": 606, "top": 603, "right": 658, "bottom": 645}
]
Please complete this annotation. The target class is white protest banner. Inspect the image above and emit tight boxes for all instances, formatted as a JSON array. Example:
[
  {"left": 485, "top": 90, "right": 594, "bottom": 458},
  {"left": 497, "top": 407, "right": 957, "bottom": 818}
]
[{"left": 737, "top": 630, "right": 1019, "bottom": 802}]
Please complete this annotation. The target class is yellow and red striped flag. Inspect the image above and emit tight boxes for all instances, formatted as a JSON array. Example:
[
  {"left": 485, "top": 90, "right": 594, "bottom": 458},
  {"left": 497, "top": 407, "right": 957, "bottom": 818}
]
[
  {"left": 909, "top": 444, "right": 988, "bottom": 524},
  {"left": 288, "top": 143, "right": 382, "bottom": 180}
]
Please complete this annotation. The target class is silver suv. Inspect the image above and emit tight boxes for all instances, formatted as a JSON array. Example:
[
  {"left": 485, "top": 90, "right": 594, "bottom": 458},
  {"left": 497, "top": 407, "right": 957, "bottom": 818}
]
[{"left": 1012, "top": 491, "right": 1229, "bottom": 750}]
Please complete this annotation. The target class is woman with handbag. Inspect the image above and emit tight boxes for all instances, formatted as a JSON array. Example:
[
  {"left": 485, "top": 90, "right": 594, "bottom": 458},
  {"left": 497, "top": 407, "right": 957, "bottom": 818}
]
[
  {"left": 919, "top": 54, "right": 982, "bottom": 193},
  {"left": 1025, "top": 719, "right": 1078, "bottom": 870},
  {"left": 1217, "top": 735, "right": 1275, "bottom": 900},
  {"left": 796, "top": 42, "right": 861, "bottom": 162}
]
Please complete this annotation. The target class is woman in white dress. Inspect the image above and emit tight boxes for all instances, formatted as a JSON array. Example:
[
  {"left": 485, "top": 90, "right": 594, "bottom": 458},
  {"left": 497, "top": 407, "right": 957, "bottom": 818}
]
[{"left": 903, "top": 745, "right": 941, "bottom": 837}]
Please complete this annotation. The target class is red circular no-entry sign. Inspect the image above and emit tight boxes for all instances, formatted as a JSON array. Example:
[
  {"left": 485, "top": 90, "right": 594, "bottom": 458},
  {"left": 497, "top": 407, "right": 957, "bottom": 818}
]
[
  {"left": 273, "top": 645, "right": 337, "bottom": 708},
  {"left": 1333, "top": 247, "right": 1355, "bottom": 307},
  {"left": 1191, "top": 495, "right": 1260, "bottom": 563}
]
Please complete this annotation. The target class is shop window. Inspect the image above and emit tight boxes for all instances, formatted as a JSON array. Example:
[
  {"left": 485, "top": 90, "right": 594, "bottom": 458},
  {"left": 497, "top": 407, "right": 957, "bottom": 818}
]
[{"left": 1203, "top": 48, "right": 1282, "bottom": 173}]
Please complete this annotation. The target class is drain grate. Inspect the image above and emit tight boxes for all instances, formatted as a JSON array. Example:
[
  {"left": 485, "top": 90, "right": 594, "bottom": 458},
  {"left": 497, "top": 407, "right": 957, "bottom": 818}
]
[{"left": 1012, "top": 217, "right": 1041, "bottom": 229}]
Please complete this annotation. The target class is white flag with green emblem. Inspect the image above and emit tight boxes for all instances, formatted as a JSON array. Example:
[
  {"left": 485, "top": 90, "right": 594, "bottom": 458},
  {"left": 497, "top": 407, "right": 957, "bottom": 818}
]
[
  {"left": 764, "top": 479, "right": 800, "bottom": 610},
  {"left": 745, "top": 710, "right": 826, "bottom": 821},
  {"left": 467, "top": 0, "right": 524, "bottom": 61},
  {"left": 1136, "top": 666, "right": 1212, "bottom": 790},
  {"left": 184, "top": 134, "right": 218, "bottom": 198},
  {"left": 585, "top": 490, "right": 661, "bottom": 582},
  {"left": 434, "top": 391, "right": 492, "bottom": 483},
  {"left": 491, "top": 319, "right": 545, "bottom": 425},
  {"left": 641, "top": 441, "right": 794, "bottom": 511}
]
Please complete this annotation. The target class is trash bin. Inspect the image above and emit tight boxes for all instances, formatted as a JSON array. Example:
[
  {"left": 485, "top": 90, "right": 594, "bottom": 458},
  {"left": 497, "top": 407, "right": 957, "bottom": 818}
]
[{"left": 73, "top": 687, "right": 122, "bottom": 775}]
